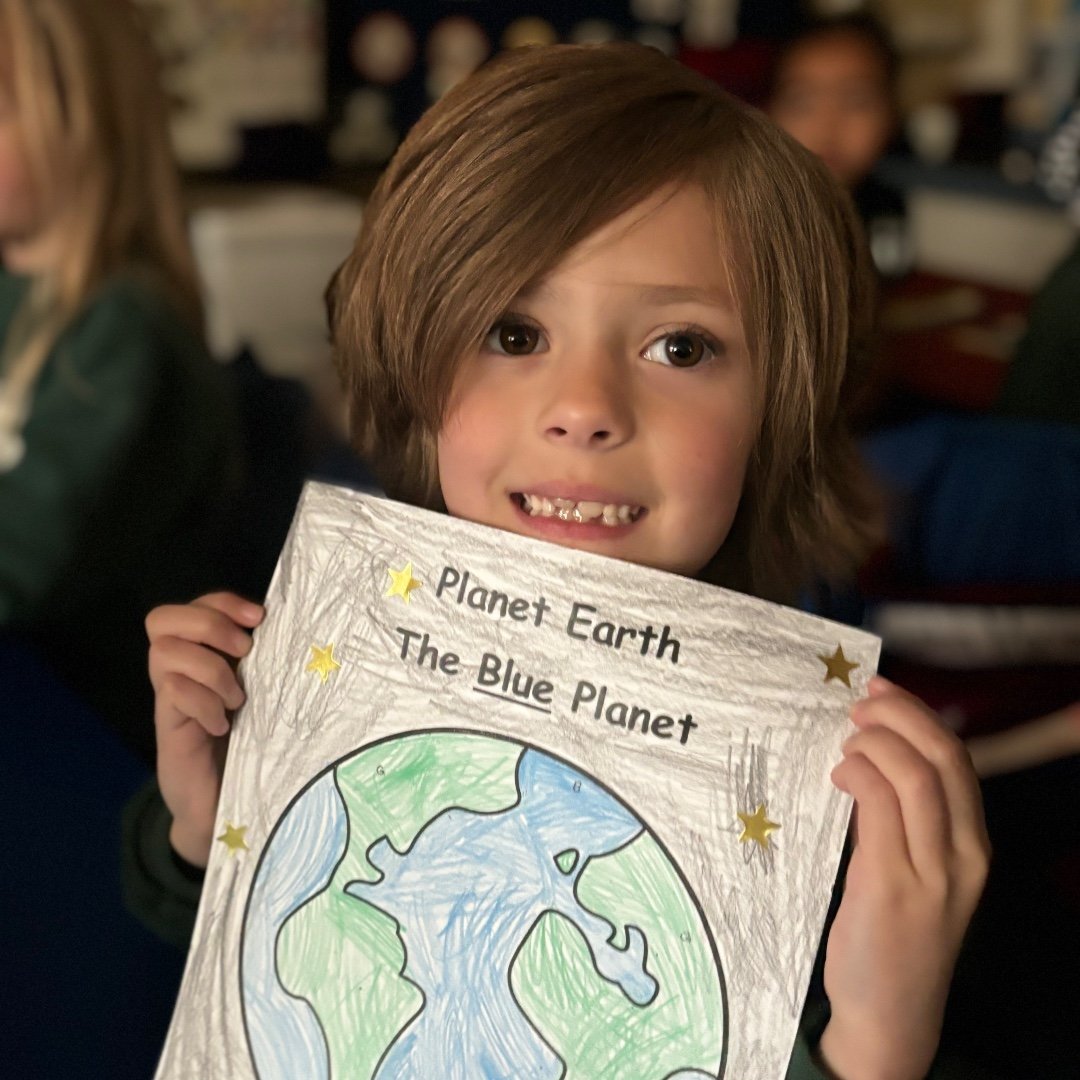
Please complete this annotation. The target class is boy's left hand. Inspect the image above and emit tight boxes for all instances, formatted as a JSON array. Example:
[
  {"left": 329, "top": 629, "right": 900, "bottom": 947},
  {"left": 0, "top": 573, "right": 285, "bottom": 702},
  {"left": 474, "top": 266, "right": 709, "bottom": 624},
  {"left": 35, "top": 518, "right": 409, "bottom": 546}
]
[{"left": 818, "top": 676, "right": 990, "bottom": 1080}]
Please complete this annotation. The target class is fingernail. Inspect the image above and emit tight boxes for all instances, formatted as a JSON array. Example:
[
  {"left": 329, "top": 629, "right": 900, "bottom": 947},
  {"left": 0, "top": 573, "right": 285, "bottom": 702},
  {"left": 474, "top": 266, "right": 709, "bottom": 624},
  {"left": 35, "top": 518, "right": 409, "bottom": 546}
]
[{"left": 868, "top": 675, "right": 893, "bottom": 693}]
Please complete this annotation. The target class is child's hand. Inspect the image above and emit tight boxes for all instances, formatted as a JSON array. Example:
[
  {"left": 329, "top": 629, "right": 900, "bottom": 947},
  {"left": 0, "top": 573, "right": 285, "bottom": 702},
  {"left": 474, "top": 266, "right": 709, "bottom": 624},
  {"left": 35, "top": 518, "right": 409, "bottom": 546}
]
[
  {"left": 818, "top": 676, "right": 990, "bottom": 1080},
  {"left": 146, "top": 592, "right": 264, "bottom": 868}
]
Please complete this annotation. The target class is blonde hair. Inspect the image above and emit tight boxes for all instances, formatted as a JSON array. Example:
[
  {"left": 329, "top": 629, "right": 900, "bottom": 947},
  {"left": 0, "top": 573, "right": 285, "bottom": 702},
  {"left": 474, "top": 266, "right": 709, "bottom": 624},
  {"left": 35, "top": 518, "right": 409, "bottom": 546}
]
[
  {"left": 0, "top": 0, "right": 201, "bottom": 465},
  {"left": 332, "top": 43, "right": 881, "bottom": 601}
]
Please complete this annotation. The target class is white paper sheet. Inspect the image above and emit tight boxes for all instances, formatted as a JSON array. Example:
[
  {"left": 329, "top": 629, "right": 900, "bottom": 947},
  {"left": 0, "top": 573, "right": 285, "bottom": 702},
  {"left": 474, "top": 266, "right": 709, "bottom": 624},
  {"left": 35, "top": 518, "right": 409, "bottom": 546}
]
[{"left": 156, "top": 482, "right": 880, "bottom": 1079}]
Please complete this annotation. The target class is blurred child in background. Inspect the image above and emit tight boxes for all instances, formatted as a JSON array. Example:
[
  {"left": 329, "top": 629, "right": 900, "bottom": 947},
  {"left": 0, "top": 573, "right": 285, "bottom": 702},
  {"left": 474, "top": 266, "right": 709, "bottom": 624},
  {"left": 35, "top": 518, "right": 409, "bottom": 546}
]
[
  {"left": 767, "top": 12, "right": 909, "bottom": 277},
  {"left": 0, "top": 0, "right": 240, "bottom": 758}
]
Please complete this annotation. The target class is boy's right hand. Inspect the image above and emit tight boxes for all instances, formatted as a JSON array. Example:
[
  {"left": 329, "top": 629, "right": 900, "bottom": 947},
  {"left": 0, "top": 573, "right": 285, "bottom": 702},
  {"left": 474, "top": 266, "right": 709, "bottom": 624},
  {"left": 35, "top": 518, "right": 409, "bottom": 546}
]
[{"left": 147, "top": 592, "right": 265, "bottom": 868}]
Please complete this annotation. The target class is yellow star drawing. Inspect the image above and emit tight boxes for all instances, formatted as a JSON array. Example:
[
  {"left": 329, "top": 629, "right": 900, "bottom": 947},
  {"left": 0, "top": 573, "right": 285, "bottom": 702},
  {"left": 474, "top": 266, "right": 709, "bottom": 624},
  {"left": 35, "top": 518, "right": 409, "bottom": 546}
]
[
  {"left": 305, "top": 643, "right": 341, "bottom": 684},
  {"left": 386, "top": 562, "right": 423, "bottom": 603},
  {"left": 738, "top": 804, "right": 781, "bottom": 850},
  {"left": 818, "top": 644, "right": 860, "bottom": 687},
  {"left": 217, "top": 823, "right": 248, "bottom": 856}
]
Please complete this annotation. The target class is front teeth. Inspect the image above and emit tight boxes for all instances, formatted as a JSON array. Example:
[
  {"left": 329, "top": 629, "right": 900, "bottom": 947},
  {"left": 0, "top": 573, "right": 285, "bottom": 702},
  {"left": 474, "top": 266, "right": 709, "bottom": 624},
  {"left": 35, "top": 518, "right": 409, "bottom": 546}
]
[{"left": 520, "top": 494, "right": 640, "bottom": 526}]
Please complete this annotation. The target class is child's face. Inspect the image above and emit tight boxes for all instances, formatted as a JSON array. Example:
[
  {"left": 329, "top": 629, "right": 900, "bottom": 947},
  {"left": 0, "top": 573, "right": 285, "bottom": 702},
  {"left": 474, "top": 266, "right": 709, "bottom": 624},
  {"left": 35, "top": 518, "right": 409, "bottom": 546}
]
[
  {"left": 768, "top": 32, "right": 893, "bottom": 189},
  {"left": 437, "top": 184, "right": 756, "bottom": 579}
]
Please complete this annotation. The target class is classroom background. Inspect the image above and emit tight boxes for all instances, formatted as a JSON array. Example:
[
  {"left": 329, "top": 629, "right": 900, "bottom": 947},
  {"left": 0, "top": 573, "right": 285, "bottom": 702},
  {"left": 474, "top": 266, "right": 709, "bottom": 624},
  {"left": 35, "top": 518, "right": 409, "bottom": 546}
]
[{"left": 3, "top": 1, "right": 1078, "bottom": 1077}]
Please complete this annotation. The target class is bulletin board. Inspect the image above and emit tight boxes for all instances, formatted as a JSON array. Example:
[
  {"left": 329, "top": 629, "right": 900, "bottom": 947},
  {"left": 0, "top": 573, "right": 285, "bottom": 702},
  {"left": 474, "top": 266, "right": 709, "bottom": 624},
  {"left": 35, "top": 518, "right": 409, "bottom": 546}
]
[
  {"left": 325, "top": 1, "right": 798, "bottom": 168},
  {"left": 137, "top": 0, "right": 325, "bottom": 169}
]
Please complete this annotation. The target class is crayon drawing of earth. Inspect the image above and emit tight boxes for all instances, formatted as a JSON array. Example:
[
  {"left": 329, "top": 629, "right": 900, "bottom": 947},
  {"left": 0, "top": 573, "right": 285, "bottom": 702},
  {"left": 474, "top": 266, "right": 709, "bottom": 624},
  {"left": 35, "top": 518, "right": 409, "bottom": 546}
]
[{"left": 240, "top": 729, "right": 727, "bottom": 1079}]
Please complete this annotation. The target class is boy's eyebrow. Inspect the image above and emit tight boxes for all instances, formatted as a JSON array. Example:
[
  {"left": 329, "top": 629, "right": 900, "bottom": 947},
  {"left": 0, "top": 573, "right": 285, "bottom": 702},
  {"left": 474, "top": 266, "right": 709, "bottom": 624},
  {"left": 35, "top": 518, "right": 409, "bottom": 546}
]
[
  {"left": 631, "top": 283, "right": 734, "bottom": 309},
  {"left": 516, "top": 282, "right": 734, "bottom": 309}
]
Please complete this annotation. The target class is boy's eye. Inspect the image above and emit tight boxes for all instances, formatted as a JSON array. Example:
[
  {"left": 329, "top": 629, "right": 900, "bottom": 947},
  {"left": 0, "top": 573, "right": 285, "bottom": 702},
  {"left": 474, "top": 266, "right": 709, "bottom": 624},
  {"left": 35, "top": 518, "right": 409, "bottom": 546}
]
[
  {"left": 642, "top": 330, "right": 719, "bottom": 368},
  {"left": 485, "top": 320, "right": 542, "bottom": 356}
]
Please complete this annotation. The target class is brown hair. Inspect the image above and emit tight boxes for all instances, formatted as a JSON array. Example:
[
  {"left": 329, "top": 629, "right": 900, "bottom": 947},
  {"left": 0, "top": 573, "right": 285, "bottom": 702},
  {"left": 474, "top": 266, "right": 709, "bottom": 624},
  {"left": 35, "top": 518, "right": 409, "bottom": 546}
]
[{"left": 331, "top": 43, "right": 881, "bottom": 602}]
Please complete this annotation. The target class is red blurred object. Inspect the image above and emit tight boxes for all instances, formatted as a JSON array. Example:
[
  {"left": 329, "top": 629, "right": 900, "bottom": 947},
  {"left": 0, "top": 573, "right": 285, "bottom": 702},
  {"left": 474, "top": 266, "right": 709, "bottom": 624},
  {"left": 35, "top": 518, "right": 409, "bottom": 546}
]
[
  {"left": 878, "top": 270, "right": 1032, "bottom": 412},
  {"left": 677, "top": 39, "right": 776, "bottom": 107},
  {"left": 881, "top": 657, "right": 1080, "bottom": 739}
]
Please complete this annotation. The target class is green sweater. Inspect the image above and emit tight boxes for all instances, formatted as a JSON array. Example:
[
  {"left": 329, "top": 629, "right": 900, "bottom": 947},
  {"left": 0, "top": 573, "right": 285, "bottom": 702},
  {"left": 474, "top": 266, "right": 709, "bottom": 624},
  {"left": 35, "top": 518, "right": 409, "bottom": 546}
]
[
  {"left": 122, "top": 782, "right": 999, "bottom": 1079},
  {"left": 0, "top": 268, "right": 241, "bottom": 757},
  {"left": 995, "top": 239, "right": 1080, "bottom": 427}
]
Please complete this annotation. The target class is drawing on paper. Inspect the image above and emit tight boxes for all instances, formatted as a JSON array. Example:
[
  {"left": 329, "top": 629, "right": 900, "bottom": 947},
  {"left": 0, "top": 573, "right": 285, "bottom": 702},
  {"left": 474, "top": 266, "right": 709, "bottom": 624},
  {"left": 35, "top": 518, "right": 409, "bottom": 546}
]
[{"left": 239, "top": 729, "right": 727, "bottom": 1080}]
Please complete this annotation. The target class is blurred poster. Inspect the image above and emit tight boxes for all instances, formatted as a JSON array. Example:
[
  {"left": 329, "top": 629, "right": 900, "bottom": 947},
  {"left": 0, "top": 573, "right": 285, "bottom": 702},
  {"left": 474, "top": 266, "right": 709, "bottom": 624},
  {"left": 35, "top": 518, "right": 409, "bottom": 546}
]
[
  {"left": 138, "top": 0, "right": 324, "bottom": 169},
  {"left": 325, "top": 2, "right": 796, "bottom": 167}
]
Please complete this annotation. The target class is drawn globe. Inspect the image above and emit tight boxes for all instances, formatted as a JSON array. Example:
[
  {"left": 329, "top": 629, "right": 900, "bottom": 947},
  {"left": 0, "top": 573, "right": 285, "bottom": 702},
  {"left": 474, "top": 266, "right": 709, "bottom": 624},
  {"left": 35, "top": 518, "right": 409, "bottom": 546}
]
[{"left": 241, "top": 729, "right": 727, "bottom": 1079}]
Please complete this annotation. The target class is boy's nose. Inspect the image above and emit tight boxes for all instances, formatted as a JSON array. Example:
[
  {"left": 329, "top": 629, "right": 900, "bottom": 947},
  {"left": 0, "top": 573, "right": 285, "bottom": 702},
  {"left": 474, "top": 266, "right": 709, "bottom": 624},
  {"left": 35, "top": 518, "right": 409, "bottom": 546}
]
[{"left": 537, "top": 350, "right": 635, "bottom": 450}]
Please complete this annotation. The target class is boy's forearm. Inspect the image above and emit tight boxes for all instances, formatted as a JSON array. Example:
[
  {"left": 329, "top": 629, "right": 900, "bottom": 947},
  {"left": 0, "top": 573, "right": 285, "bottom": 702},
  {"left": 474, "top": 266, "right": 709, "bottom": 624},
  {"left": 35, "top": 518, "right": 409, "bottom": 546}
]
[
  {"left": 121, "top": 780, "right": 203, "bottom": 950},
  {"left": 169, "top": 816, "right": 213, "bottom": 869},
  {"left": 817, "top": 1017, "right": 933, "bottom": 1080}
]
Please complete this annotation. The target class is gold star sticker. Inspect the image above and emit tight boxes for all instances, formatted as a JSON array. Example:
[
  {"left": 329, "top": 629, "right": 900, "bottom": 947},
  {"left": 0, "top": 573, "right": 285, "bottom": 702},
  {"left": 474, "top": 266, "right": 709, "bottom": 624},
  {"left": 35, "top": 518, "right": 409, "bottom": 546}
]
[
  {"left": 386, "top": 562, "right": 423, "bottom": 603},
  {"left": 305, "top": 643, "right": 341, "bottom": 684},
  {"left": 818, "top": 644, "right": 860, "bottom": 688},
  {"left": 738, "top": 804, "right": 781, "bottom": 850},
  {"left": 217, "top": 823, "right": 248, "bottom": 855}
]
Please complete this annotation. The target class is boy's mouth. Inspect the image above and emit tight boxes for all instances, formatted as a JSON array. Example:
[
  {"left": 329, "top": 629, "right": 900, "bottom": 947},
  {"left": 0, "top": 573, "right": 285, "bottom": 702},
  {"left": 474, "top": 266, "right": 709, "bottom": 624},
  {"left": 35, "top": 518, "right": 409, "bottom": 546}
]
[{"left": 511, "top": 492, "right": 645, "bottom": 527}]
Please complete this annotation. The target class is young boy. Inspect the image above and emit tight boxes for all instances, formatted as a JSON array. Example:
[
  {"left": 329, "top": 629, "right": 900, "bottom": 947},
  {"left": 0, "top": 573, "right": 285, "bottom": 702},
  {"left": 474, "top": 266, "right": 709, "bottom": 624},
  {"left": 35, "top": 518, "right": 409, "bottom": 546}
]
[{"left": 131, "top": 43, "right": 989, "bottom": 1080}]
